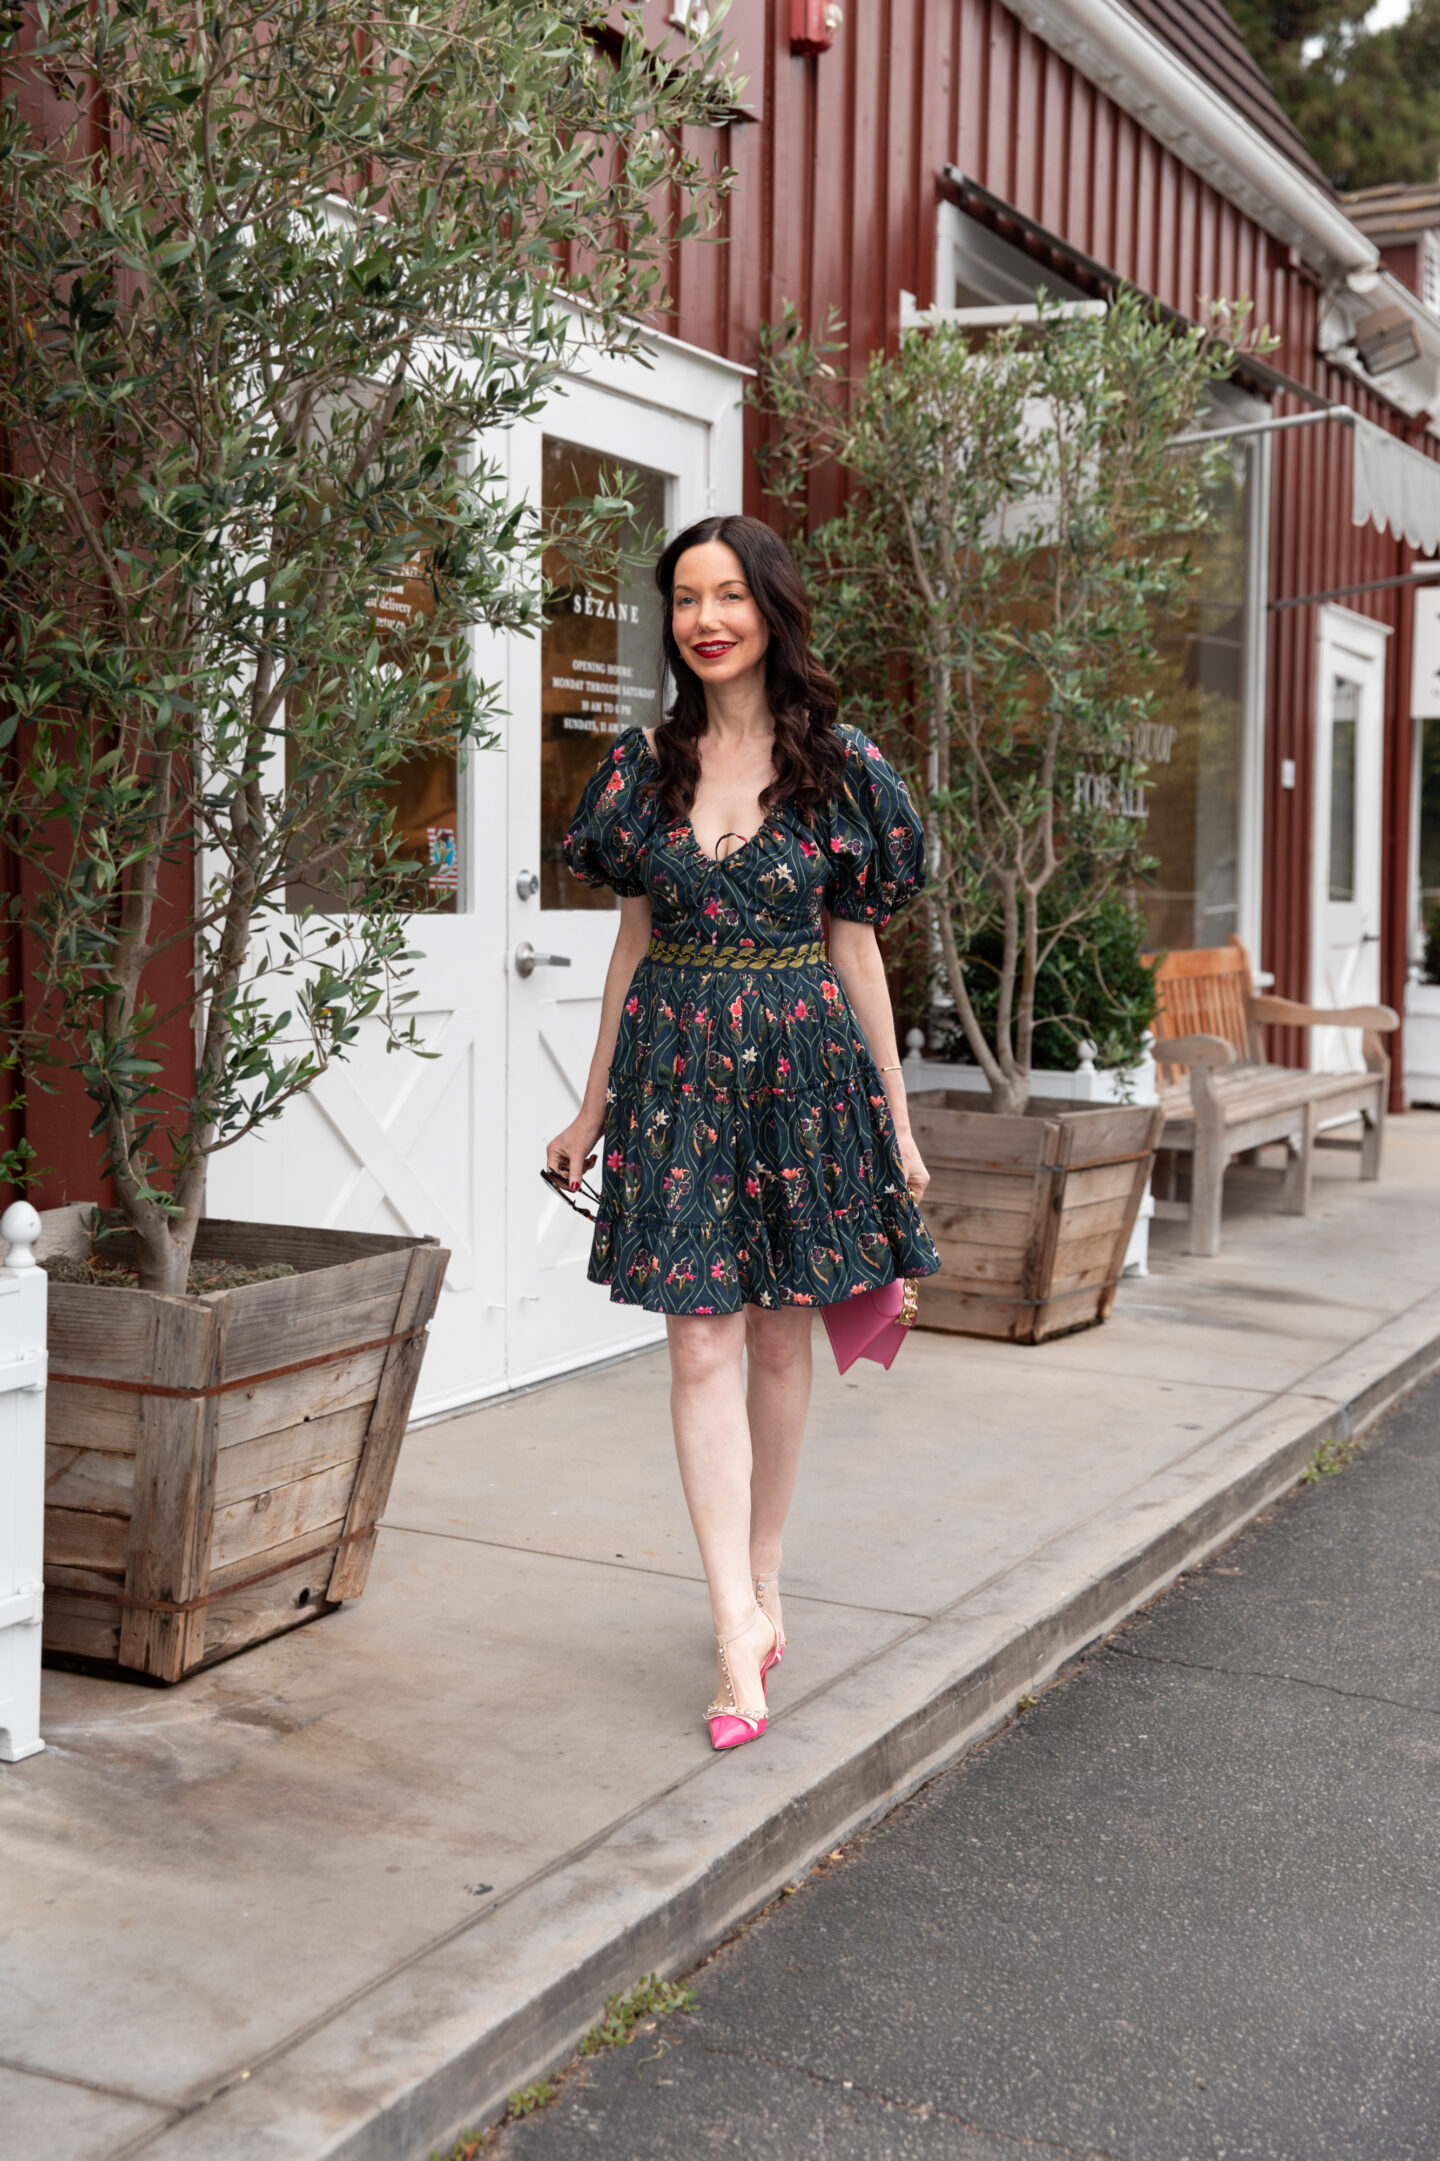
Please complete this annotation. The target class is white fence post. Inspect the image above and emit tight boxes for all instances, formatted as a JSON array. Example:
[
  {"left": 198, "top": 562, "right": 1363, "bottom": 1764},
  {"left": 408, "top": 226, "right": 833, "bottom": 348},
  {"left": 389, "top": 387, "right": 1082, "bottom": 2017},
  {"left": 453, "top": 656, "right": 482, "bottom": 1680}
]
[{"left": 0, "top": 1201, "right": 48, "bottom": 1763}]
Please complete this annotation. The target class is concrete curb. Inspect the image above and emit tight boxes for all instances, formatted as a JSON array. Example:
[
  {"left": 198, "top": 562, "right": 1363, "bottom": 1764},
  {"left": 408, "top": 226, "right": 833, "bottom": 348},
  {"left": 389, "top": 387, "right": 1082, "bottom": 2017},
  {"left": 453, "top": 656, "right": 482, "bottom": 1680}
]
[{"left": 125, "top": 1291, "right": 1440, "bottom": 2161}]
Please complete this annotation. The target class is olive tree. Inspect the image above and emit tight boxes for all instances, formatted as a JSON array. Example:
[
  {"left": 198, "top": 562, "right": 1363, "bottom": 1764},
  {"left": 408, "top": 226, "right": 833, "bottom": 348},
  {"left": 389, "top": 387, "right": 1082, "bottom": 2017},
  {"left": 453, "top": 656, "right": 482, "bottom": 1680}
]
[
  {"left": 757, "top": 291, "right": 1241, "bottom": 1114},
  {"left": 0, "top": 0, "right": 733, "bottom": 1288}
]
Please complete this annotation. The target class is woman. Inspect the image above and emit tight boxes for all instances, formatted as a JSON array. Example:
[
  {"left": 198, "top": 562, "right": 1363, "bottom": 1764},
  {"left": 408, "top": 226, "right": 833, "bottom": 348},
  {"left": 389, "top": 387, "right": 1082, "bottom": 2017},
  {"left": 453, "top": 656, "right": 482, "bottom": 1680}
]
[{"left": 547, "top": 515, "right": 939, "bottom": 1753}]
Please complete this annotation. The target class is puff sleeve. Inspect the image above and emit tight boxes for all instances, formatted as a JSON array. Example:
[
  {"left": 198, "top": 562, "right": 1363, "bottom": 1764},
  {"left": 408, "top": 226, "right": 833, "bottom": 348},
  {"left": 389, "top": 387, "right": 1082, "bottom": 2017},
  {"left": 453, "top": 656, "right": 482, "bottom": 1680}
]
[
  {"left": 562, "top": 730, "right": 651, "bottom": 898},
  {"left": 824, "top": 727, "right": 928, "bottom": 927}
]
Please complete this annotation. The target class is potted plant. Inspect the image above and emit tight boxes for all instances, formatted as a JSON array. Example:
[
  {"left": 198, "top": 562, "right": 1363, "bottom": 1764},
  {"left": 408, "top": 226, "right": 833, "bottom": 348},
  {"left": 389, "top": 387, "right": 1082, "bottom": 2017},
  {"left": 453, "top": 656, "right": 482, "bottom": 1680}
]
[
  {"left": 918, "top": 881, "right": 1157, "bottom": 1086},
  {"left": 0, "top": 0, "right": 731, "bottom": 1677},
  {"left": 757, "top": 292, "right": 1238, "bottom": 1339}
]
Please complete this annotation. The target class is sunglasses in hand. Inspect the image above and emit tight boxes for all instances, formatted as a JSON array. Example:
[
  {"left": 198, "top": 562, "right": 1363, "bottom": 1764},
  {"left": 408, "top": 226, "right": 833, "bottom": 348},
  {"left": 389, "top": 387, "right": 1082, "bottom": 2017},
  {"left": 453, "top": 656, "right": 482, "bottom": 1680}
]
[{"left": 540, "top": 1164, "right": 602, "bottom": 1222}]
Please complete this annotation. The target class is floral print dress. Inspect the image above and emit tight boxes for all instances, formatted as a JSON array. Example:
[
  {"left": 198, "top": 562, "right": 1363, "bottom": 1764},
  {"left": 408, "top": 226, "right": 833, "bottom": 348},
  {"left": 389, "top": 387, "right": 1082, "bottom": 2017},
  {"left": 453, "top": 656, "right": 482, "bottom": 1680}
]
[{"left": 562, "top": 724, "right": 941, "bottom": 1315}]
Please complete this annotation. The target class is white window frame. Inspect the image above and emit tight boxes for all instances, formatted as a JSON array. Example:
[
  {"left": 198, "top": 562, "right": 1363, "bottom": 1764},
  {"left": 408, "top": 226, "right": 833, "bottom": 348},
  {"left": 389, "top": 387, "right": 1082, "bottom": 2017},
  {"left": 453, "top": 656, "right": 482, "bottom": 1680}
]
[{"left": 923, "top": 202, "right": 1270, "bottom": 961}]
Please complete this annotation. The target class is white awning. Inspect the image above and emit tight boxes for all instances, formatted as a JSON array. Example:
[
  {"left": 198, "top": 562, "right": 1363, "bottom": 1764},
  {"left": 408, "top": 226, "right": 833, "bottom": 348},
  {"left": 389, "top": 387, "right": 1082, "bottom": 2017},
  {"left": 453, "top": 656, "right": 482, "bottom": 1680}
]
[
  {"left": 1175, "top": 404, "right": 1440, "bottom": 559},
  {"left": 1351, "top": 417, "right": 1440, "bottom": 554}
]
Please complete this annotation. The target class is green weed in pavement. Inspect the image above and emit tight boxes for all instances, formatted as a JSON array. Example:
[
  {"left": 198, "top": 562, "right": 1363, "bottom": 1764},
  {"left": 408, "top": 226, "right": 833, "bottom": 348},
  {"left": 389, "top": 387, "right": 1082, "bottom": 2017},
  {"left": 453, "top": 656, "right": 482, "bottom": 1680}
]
[
  {"left": 425, "top": 1979, "right": 691, "bottom": 2143},
  {"left": 579, "top": 1974, "right": 695, "bottom": 2055},
  {"left": 506, "top": 2082, "right": 556, "bottom": 2118},
  {"left": 430, "top": 1978, "right": 692, "bottom": 2151},
  {"left": 431, "top": 2081, "right": 556, "bottom": 2157},
  {"left": 1300, "top": 1435, "right": 1361, "bottom": 1484},
  {"left": 432, "top": 2123, "right": 490, "bottom": 2158}
]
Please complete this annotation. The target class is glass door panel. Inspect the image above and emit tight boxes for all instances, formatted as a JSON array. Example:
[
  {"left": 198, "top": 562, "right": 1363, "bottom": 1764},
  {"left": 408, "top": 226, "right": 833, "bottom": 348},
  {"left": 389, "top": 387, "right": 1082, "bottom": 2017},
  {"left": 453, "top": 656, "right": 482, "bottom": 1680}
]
[
  {"left": 1327, "top": 677, "right": 1359, "bottom": 905},
  {"left": 539, "top": 440, "right": 669, "bottom": 910},
  {"left": 286, "top": 546, "right": 462, "bottom": 915}
]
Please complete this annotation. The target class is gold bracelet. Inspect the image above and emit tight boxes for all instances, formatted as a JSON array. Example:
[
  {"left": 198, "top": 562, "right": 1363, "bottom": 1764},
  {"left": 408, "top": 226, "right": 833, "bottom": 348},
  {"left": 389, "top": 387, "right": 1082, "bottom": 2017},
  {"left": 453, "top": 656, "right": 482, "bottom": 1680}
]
[{"left": 878, "top": 1062, "right": 904, "bottom": 1073}]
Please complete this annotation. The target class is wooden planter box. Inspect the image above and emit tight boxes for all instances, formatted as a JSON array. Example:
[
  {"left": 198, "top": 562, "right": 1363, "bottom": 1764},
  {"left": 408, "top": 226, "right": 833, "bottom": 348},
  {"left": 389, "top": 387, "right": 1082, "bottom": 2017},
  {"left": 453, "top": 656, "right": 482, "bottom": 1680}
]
[
  {"left": 39, "top": 1211, "right": 448, "bottom": 1683},
  {"left": 909, "top": 1094, "right": 1164, "bottom": 1344}
]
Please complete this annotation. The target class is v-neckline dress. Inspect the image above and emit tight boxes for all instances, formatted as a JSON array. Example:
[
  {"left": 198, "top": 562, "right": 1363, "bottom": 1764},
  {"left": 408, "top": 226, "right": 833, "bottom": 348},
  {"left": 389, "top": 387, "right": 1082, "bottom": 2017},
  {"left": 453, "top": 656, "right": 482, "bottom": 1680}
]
[{"left": 562, "top": 724, "right": 941, "bottom": 1314}]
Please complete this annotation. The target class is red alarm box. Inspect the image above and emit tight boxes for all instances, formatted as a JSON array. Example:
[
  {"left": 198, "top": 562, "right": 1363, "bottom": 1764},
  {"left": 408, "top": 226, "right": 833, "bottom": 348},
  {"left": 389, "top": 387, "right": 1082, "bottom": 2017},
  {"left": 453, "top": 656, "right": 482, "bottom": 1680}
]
[{"left": 791, "top": 0, "right": 842, "bottom": 55}]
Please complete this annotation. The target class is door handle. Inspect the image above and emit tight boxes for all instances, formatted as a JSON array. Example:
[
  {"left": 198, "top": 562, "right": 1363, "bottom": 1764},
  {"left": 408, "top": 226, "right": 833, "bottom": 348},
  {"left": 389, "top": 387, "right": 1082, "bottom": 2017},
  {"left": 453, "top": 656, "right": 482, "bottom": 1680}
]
[{"left": 514, "top": 942, "right": 572, "bottom": 978}]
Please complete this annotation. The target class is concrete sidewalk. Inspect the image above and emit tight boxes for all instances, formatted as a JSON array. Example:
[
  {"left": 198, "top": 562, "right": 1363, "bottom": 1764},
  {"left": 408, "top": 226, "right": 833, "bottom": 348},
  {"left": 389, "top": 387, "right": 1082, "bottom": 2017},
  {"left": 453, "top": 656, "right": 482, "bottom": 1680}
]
[
  {"left": 498, "top": 1362, "right": 1440, "bottom": 2161},
  {"left": 8, "top": 1119, "right": 1440, "bottom": 2161}
]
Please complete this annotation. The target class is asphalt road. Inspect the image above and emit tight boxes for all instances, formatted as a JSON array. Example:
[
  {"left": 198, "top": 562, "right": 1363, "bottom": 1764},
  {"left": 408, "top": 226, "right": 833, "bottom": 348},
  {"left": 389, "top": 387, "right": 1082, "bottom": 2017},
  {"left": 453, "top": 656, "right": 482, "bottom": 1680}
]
[{"left": 498, "top": 1376, "right": 1440, "bottom": 2160}]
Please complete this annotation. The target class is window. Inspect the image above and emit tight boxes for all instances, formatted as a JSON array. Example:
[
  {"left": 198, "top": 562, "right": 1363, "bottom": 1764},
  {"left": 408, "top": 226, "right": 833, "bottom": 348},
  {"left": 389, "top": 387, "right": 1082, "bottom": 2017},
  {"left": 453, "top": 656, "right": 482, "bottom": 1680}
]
[
  {"left": 932, "top": 206, "right": 1257, "bottom": 956},
  {"left": 1328, "top": 678, "right": 1359, "bottom": 904},
  {"left": 539, "top": 438, "right": 668, "bottom": 911},
  {"left": 287, "top": 546, "right": 461, "bottom": 915},
  {"left": 1131, "top": 455, "right": 1248, "bottom": 951},
  {"left": 373, "top": 546, "right": 460, "bottom": 913},
  {"left": 381, "top": 714, "right": 460, "bottom": 913},
  {"left": 935, "top": 197, "right": 1092, "bottom": 314}
]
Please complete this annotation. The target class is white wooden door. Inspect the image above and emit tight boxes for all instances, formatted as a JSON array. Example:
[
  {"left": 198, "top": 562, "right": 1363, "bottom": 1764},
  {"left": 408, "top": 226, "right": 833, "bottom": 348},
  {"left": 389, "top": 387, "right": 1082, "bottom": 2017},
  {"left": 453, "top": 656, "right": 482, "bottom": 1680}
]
[
  {"left": 503, "top": 379, "right": 714, "bottom": 1388},
  {"left": 1312, "top": 606, "right": 1388, "bottom": 1073},
  {"left": 209, "top": 336, "right": 744, "bottom": 1411}
]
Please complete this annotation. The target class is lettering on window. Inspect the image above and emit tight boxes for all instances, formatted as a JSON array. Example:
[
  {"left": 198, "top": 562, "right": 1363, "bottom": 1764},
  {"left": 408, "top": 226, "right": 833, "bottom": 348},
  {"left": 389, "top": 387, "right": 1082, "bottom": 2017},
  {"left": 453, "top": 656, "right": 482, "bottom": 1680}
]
[{"left": 539, "top": 438, "right": 668, "bottom": 910}]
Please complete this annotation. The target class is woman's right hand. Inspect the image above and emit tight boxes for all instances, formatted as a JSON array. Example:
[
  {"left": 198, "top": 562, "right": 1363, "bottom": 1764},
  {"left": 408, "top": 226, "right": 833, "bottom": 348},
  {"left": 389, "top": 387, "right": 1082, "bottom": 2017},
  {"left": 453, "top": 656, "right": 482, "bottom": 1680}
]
[
  {"left": 545, "top": 900, "right": 648, "bottom": 1193},
  {"left": 547, "top": 1110, "right": 606, "bottom": 1192}
]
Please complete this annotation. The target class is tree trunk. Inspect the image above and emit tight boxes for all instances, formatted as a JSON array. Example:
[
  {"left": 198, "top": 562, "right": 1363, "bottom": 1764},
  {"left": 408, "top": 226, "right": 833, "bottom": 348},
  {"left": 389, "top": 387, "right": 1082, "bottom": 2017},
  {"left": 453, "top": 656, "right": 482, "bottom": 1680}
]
[
  {"left": 930, "top": 890, "right": 1033, "bottom": 1120},
  {"left": 129, "top": 1214, "right": 197, "bottom": 1296},
  {"left": 111, "top": 1151, "right": 207, "bottom": 1295},
  {"left": 987, "top": 1069, "right": 1031, "bottom": 1118}
]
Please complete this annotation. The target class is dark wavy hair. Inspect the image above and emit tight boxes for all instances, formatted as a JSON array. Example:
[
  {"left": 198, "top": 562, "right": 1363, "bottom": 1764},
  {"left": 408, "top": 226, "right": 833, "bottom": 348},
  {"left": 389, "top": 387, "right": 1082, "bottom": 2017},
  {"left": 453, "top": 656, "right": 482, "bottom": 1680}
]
[{"left": 650, "top": 515, "right": 843, "bottom": 822}]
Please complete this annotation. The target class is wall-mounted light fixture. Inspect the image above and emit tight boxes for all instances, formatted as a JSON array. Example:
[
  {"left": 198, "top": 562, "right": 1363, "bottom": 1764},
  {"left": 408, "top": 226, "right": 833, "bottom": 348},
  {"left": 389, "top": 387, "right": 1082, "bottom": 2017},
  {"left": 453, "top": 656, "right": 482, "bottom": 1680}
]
[
  {"left": 1354, "top": 302, "right": 1423, "bottom": 376},
  {"left": 791, "top": 0, "right": 842, "bottom": 55}
]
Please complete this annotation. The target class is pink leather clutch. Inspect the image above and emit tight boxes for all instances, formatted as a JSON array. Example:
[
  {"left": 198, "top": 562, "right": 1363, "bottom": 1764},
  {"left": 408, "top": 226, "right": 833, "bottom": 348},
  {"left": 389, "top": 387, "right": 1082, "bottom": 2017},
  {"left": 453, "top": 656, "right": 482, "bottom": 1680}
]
[{"left": 820, "top": 1278, "right": 920, "bottom": 1375}]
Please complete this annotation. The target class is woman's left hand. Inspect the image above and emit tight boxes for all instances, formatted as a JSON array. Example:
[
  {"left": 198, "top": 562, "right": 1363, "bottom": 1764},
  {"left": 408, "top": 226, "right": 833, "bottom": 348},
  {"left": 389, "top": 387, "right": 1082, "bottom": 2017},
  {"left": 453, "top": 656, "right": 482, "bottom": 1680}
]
[{"left": 898, "top": 1131, "right": 930, "bottom": 1201}]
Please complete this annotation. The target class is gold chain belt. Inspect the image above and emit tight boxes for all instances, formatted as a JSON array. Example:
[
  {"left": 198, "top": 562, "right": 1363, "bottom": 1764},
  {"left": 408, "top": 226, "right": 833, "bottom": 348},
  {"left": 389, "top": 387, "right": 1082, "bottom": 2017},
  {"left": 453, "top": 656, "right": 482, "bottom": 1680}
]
[{"left": 646, "top": 937, "right": 826, "bottom": 972}]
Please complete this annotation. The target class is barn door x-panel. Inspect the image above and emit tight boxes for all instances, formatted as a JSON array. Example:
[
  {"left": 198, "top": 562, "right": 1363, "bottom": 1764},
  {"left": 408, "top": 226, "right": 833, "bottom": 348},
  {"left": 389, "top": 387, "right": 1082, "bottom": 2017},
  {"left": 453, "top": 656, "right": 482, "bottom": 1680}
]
[{"left": 204, "top": 902, "right": 508, "bottom": 1417}]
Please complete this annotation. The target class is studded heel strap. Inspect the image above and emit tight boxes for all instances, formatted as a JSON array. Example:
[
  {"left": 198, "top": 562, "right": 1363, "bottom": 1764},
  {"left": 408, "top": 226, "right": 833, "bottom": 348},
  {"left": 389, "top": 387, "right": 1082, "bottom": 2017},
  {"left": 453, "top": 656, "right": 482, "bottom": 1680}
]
[
  {"left": 704, "top": 1607, "right": 766, "bottom": 1725},
  {"left": 754, "top": 1570, "right": 787, "bottom": 1656}
]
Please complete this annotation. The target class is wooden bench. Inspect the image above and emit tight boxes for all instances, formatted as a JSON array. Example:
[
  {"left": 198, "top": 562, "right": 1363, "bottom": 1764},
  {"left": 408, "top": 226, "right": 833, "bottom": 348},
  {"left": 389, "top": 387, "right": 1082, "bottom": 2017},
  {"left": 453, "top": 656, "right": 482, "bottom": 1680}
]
[{"left": 1150, "top": 938, "right": 1398, "bottom": 1257}]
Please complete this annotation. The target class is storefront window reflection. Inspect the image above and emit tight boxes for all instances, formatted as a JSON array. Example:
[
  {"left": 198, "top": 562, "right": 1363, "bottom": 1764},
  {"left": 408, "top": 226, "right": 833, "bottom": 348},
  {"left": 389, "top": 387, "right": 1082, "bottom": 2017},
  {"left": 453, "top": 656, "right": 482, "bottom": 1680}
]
[
  {"left": 287, "top": 548, "right": 460, "bottom": 916},
  {"left": 540, "top": 438, "right": 668, "bottom": 911},
  {"left": 1131, "top": 457, "right": 1247, "bottom": 951},
  {"left": 372, "top": 550, "right": 460, "bottom": 915}
]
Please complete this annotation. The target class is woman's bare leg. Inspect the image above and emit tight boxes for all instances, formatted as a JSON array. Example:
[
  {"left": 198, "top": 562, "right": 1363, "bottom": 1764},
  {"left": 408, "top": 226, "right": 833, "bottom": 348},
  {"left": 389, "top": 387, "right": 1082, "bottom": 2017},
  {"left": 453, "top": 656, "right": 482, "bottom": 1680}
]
[
  {"left": 667, "top": 1311, "right": 771, "bottom": 1712},
  {"left": 745, "top": 1305, "right": 813, "bottom": 1646}
]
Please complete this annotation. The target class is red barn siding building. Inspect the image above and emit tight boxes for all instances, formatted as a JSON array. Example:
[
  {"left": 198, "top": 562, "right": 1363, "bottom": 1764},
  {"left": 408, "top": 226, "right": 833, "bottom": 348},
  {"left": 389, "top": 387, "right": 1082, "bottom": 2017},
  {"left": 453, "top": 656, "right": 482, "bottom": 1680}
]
[
  {"left": 656, "top": 0, "right": 1440, "bottom": 1076},
  {"left": 10, "top": 0, "right": 1440, "bottom": 1405}
]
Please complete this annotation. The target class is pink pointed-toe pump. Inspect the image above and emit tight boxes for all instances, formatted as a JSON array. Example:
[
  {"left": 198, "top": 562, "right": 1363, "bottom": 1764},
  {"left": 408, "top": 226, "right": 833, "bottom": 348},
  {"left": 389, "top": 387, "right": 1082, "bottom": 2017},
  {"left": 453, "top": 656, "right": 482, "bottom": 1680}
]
[
  {"left": 755, "top": 1569, "right": 787, "bottom": 1668},
  {"left": 706, "top": 1605, "right": 779, "bottom": 1752}
]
